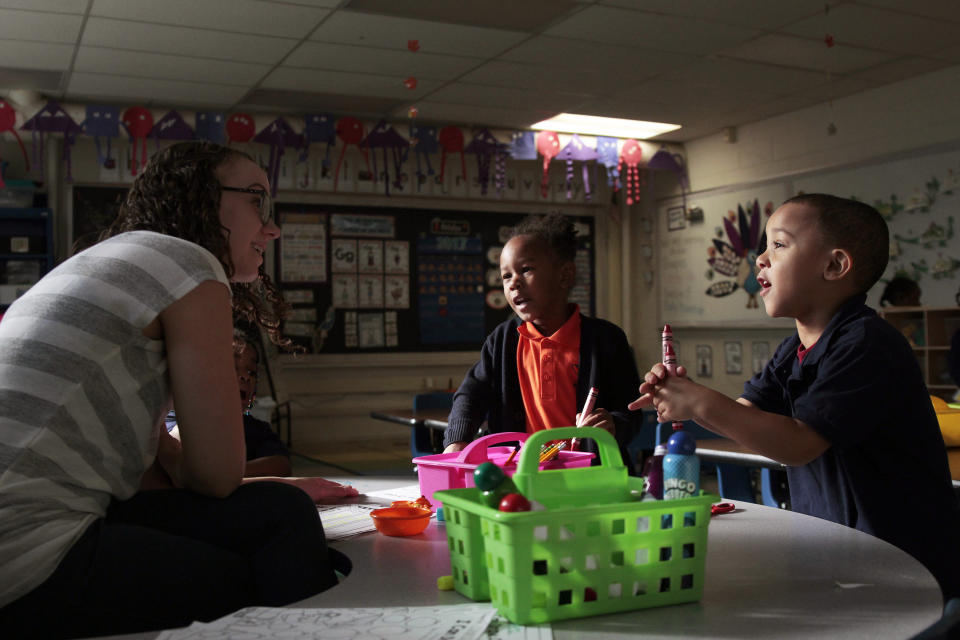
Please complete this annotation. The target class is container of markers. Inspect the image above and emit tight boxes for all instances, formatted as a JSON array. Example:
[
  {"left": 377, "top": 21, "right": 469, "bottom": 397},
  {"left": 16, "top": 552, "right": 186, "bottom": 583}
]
[
  {"left": 436, "top": 426, "right": 718, "bottom": 625},
  {"left": 414, "top": 431, "right": 593, "bottom": 508}
]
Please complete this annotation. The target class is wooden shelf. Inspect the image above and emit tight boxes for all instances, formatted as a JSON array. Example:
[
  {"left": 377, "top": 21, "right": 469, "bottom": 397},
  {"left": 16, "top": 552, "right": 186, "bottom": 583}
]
[{"left": 880, "top": 306, "right": 960, "bottom": 401}]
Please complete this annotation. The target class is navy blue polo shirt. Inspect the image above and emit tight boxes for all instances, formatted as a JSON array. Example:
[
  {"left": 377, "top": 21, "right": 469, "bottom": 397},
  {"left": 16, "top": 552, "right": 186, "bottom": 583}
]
[{"left": 743, "top": 294, "right": 960, "bottom": 599}]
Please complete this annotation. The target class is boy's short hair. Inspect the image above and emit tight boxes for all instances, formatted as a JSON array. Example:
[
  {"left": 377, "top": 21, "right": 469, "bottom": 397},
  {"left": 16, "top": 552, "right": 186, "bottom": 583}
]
[
  {"left": 782, "top": 193, "right": 889, "bottom": 293},
  {"left": 509, "top": 213, "right": 578, "bottom": 263}
]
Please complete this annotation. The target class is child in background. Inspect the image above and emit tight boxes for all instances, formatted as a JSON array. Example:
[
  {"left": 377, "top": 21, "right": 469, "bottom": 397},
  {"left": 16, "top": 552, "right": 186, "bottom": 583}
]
[
  {"left": 879, "top": 275, "right": 922, "bottom": 307},
  {"left": 443, "top": 213, "right": 641, "bottom": 468},
  {"left": 631, "top": 194, "right": 960, "bottom": 601}
]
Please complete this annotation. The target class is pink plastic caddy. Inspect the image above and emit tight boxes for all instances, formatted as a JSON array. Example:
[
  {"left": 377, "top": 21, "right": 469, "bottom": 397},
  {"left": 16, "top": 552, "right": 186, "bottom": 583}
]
[{"left": 414, "top": 431, "right": 594, "bottom": 508}]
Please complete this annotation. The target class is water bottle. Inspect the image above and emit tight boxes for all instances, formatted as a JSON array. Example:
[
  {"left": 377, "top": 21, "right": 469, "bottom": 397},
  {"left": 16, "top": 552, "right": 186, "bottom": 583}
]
[
  {"left": 641, "top": 444, "right": 666, "bottom": 500},
  {"left": 662, "top": 430, "right": 699, "bottom": 500}
]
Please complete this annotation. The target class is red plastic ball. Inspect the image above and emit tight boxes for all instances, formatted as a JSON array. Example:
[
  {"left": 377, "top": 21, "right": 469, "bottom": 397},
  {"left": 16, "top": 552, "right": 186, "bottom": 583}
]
[{"left": 498, "top": 492, "right": 531, "bottom": 512}]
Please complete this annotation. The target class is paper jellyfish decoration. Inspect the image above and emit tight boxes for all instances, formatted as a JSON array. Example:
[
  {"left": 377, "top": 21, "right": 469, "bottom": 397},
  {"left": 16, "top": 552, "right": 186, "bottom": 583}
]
[
  {"left": 361, "top": 119, "right": 409, "bottom": 196},
  {"left": 120, "top": 106, "right": 154, "bottom": 176},
  {"left": 226, "top": 113, "right": 255, "bottom": 144},
  {"left": 82, "top": 105, "right": 119, "bottom": 170},
  {"left": 618, "top": 139, "right": 643, "bottom": 205},
  {"left": 647, "top": 147, "right": 690, "bottom": 208},
  {"left": 556, "top": 134, "right": 598, "bottom": 201},
  {"left": 508, "top": 130, "right": 537, "bottom": 161},
  {"left": 21, "top": 100, "right": 83, "bottom": 182},
  {"left": 333, "top": 116, "right": 371, "bottom": 192},
  {"left": 195, "top": 112, "right": 225, "bottom": 144},
  {"left": 0, "top": 99, "right": 29, "bottom": 187},
  {"left": 149, "top": 110, "right": 195, "bottom": 153},
  {"left": 465, "top": 128, "right": 506, "bottom": 196},
  {"left": 405, "top": 122, "right": 437, "bottom": 192},
  {"left": 253, "top": 117, "right": 303, "bottom": 197},
  {"left": 298, "top": 114, "right": 336, "bottom": 188},
  {"left": 596, "top": 136, "right": 620, "bottom": 191},
  {"left": 437, "top": 125, "right": 466, "bottom": 185},
  {"left": 535, "top": 130, "right": 560, "bottom": 199}
]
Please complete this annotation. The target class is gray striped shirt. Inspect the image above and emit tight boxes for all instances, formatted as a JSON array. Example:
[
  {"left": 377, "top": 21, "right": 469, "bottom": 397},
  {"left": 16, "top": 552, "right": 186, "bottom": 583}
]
[{"left": 0, "top": 231, "right": 228, "bottom": 607}]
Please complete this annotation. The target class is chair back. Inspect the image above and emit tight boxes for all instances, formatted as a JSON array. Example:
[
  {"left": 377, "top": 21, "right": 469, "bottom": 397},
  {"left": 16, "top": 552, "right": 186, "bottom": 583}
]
[{"left": 411, "top": 392, "right": 453, "bottom": 457}]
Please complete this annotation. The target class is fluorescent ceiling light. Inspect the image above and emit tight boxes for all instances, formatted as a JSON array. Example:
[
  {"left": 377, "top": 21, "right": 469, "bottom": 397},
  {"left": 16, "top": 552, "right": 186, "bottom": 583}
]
[{"left": 529, "top": 113, "right": 681, "bottom": 139}]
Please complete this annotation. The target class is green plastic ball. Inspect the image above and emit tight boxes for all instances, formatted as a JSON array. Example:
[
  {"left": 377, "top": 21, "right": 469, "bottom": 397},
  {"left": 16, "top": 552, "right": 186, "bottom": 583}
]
[{"left": 474, "top": 462, "right": 505, "bottom": 491}]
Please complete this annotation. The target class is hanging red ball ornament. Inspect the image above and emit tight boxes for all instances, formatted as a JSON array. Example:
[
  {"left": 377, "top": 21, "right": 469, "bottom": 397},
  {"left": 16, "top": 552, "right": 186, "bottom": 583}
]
[
  {"left": 824, "top": 34, "right": 835, "bottom": 48},
  {"left": 404, "top": 76, "right": 418, "bottom": 90},
  {"left": 407, "top": 40, "right": 420, "bottom": 52},
  {"left": 408, "top": 106, "right": 419, "bottom": 119}
]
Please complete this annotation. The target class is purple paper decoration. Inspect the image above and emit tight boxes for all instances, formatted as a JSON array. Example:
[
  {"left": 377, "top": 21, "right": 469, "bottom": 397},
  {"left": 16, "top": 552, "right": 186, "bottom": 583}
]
[
  {"left": 405, "top": 123, "right": 437, "bottom": 192},
  {"left": 647, "top": 147, "right": 689, "bottom": 208},
  {"left": 21, "top": 100, "right": 82, "bottom": 182},
  {"left": 508, "top": 131, "right": 537, "bottom": 160},
  {"left": 302, "top": 114, "right": 335, "bottom": 166},
  {"left": 150, "top": 111, "right": 195, "bottom": 151},
  {"left": 361, "top": 119, "right": 409, "bottom": 196},
  {"left": 253, "top": 117, "right": 303, "bottom": 197},
  {"left": 83, "top": 105, "right": 120, "bottom": 170},
  {"left": 196, "top": 112, "right": 225, "bottom": 144},
  {"left": 556, "top": 134, "right": 598, "bottom": 201},
  {"left": 465, "top": 128, "right": 506, "bottom": 196},
  {"left": 596, "top": 136, "right": 620, "bottom": 190}
]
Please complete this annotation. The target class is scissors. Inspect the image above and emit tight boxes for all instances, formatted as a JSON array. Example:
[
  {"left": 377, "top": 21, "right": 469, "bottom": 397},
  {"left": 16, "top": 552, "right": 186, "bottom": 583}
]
[{"left": 710, "top": 502, "right": 736, "bottom": 516}]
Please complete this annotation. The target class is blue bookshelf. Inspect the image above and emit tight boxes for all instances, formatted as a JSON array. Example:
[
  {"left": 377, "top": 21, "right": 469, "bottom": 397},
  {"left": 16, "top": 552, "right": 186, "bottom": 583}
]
[{"left": 0, "top": 207, "right": 54, "bottom": 311}]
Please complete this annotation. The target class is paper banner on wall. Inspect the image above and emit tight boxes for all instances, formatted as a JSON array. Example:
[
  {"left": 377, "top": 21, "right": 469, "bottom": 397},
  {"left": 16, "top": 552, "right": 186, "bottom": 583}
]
[
  {"left": 120, "top": 106, "right": 154, "bottom": 176},
  {"left": 557, "top": 133, "right": 597, "bottom": 201},
  {"left": 82, "top": 105, "right": 119, "bottom": 170},
  {"left": 253, "top": 117, "right": 302, "bottom": 197},
  {"left": 0, "top": 99, "right": 29, "bottom": 186},
  {"left": 21, "top": 100, "right": 82, "bottom": 181},
  {"left": 196, "top": 112, "right": 225, "bottom": 144},
  {"left": 150, "top": 110, "right": 195, "bottom": 151},
  {"left": 362, "top": 119, "right": 408, "bottom": 196}
]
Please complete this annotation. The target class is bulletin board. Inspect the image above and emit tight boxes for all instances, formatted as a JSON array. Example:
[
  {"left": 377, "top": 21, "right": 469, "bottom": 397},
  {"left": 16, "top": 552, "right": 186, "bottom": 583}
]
[
  {"left": 658, "top": 183, "right": 794, "bottom": 328},
  {"left": 274, "top": 203, "right": 596, "bottom": 353}
]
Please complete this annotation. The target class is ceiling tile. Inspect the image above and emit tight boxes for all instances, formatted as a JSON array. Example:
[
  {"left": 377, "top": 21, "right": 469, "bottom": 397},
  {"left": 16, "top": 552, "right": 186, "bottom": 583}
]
[
  {"left": 545, "top": 5, "right": 760, "bottom": 55},
  {"left": 68, "top": 71, "right": 248, "bottom": 106},
  {"left": 599, "top": 0, "right": 837, "bottom": 30},
  {"left": 310, "top": 10, "right": 528, "bottom": 57},
  {"left": 240, "top": 88, "right": 403, "bottom": 115},
  {"left": 284, "top": 42, "right": 480, "bottom": 79},
  {"left": 0, "top": 8, "right": 83, "bottom": 43},
  {"left": 855, "top": 0, "right": 960, "bottom": 23},
  {"left": 81, "top": 17, "right": 296, "bottom": 64},
  {"left": 618, "top": 76, "right": 783, "bottom": 112},
  {"left": 262, "top": 67, "right": 442, "bottom": 99},
  {"left": 90, "top": 0, "right": 329, "bottom": 39},
  {"left": 667, "top": 58, "right": 830, "bottom": 95},
  {"left": 499, "top": 35, "right": 700, "bottom": 78},
  {"left": 74, "top": 47, "right": 271, "bottom": 86},
  {"left": 0, "top": 0, "right": 87, "bottom": 12},
  {"left": 461, "top": 60, "right": 624, "bottom": 95},
  {"left": 425, "top": 82, "right": 589, "bottom": 112},
  {"left": 849, "top": 56, "right": 954, "bottom": 84},
  {"left": 0, "top": 40, "right": 74, "bottom": 70},
  {"left": 719, "top": 33, "right": 895, "bottom": 74},
  {"left": 0, "top": 66, "right": 63, "bottom": 92},
  {"left": 261, "top": 0, "right": 339, "bottom": 7},
  {"left": 344, "top": 0, "right": 581, "bottom": 32},
  {"left": 392, "top": 101, "right": 551, "bottom": 129},
  {"left": 784, "top": 3, "right": 960, "bottom": 56}
]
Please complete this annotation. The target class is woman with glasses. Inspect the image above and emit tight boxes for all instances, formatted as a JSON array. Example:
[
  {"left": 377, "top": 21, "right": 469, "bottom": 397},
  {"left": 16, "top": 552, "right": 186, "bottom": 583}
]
[{"left": 0, "top": 141, "right": 347, "bottom": 637}]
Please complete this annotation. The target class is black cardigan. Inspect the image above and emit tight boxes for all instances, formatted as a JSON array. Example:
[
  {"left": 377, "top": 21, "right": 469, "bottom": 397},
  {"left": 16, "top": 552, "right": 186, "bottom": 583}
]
[{"left": 444, "top": 314, "right": 642, "bottom": 468}]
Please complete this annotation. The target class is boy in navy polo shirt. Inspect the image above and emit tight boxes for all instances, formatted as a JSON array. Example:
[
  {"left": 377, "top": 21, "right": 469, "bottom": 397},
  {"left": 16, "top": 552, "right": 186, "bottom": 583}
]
[
  {"left": 631, "top": 193, "right": 960, "bottom": 601},
  {"left": 443, "top": 213, "right": 641, "bottom": 469}
]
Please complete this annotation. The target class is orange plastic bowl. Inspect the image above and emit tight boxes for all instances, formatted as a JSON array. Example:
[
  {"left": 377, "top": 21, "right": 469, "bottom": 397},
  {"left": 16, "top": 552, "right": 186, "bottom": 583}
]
[{"left": 370, "top": 506, "right": 431, "bottom": 536}]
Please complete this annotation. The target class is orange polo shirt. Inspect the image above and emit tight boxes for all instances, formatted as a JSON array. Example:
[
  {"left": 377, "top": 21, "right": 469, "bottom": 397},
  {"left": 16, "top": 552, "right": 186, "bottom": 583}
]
[{"left": 516, "top": 307, "right": 581, "bottom": 433}]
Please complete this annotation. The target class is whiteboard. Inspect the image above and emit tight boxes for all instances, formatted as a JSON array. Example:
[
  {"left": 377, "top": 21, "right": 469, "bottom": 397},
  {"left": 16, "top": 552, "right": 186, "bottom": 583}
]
[{"left": 658, "top": 183, "right": 795, "bottom": 328}]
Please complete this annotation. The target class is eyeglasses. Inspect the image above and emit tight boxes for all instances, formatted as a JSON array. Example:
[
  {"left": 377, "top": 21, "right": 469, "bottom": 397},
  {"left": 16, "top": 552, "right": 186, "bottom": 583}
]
[{"left": 221, "top": 186, "right": 273, "bottom": 225}]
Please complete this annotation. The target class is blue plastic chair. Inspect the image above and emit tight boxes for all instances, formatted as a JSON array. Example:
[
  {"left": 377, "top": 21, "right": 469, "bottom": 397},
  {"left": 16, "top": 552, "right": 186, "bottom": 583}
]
[{"left": 411, "top": 392, "right": 453, "bottom": 458}]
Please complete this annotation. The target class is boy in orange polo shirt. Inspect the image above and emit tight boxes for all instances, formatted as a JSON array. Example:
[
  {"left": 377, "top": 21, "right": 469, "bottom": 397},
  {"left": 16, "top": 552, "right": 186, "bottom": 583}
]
[{"left": 443, "top": 213, "right": 641, "bottom": 469}]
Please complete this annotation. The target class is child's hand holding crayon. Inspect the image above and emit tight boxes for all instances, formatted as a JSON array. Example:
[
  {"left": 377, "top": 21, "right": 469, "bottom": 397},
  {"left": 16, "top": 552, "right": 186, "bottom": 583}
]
[
  {"left": 575, "top": 406, "right": 615, "bottom": 435},
  {"left": 628, "top": 362, "right": 701, "bottom": 422}
]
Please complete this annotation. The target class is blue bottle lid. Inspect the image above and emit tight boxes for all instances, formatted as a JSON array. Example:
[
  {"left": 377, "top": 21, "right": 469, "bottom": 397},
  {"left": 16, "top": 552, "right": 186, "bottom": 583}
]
[{"left": 666, "top": 430, "right": 696, "bottom": 455}]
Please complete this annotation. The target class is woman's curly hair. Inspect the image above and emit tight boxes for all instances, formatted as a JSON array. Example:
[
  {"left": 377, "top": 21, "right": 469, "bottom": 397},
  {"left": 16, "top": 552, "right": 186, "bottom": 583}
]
[{"left": 101, "top": 141, "right": 296, "bottom": 351}]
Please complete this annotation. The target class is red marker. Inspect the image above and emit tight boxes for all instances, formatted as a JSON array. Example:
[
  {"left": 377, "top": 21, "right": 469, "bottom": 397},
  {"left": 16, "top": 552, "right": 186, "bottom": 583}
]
[
  {"left": 571, "top": 386, "right": 599, "bottom": 451},
  {"left": 661, "top": 325, "right": 685, "bottom": 432}
]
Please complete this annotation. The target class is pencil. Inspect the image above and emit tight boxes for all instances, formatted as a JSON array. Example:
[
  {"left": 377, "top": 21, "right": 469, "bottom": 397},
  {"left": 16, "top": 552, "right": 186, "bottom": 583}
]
[{"left": 505, "top": 443, "right": 520, "bottom": 466}]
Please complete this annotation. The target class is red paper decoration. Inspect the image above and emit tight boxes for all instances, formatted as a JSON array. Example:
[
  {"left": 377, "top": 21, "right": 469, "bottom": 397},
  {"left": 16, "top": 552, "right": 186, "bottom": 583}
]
[
  {"left": 437, "top": 125, "right": 466, "bottom": 184},
  {"left": 226, "top": 113, "right": 255, "bottom": 143},
  {"left": 0, "top": 99, "right": 29, "bottom": 186},
  {"left": 333, "top": 116, "right": 371, "bottom": 191},
  {"left": 618, "top": 139, "right": 642, "bottom": 205},
  {"left": 535, "top": 130, "right": 560, "bottom": 198},
  {"left": 121, "top": 106, "right": 153, "bottom": 176}
]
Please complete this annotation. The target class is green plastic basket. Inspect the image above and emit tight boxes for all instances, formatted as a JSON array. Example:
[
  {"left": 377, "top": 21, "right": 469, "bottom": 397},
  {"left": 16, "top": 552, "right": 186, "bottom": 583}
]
[{"left": 436, "top": 426, "right": 717, "bottom": 624}]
